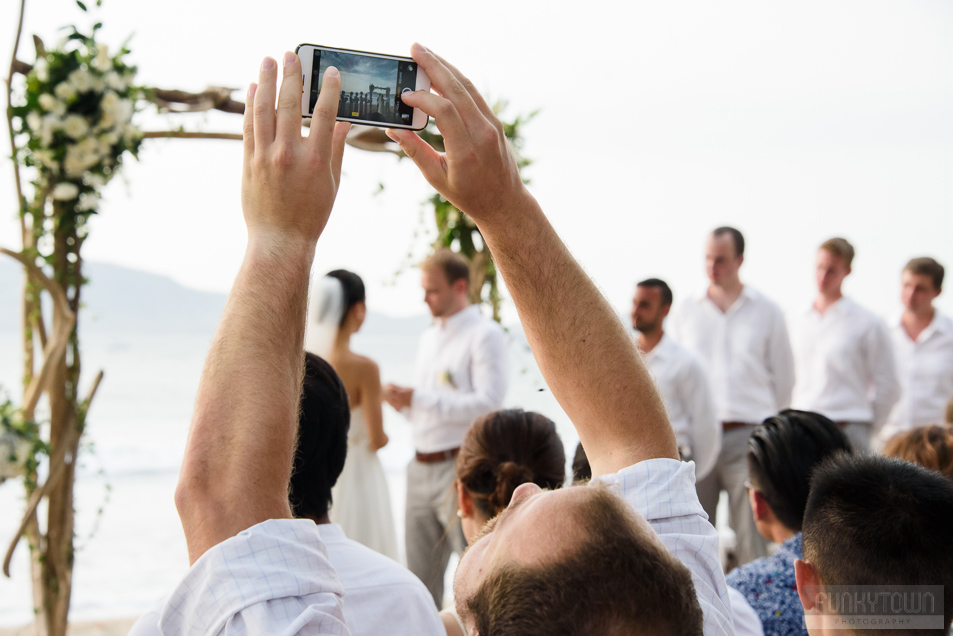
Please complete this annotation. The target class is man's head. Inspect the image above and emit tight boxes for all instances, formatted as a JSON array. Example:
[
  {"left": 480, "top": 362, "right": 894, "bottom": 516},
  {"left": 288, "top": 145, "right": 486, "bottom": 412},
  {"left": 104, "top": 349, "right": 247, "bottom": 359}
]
[
  {"left": 815, "top": 238, "right": 853, "bottom": 298},
  {"left": 883, "top": 425, "right": 953, "bottom": 481},
  {"left": 705, "top": 226, "right": 745, "bottom": 286},
  {"left": 454, "top": 482, "right": 704, "bottom": 635},
  {"left": 631, "top": 278, "right": 673, "bottom": 334},
  {"left": 901, "top": 257, "right": 943, "bottom": 315},
  {"left": 420, "top": 249, "right": 471, "bottom": 318},
  {"left": 746, "top": 410, "right": 852, "bottom": 538},
  {"left": 797, "top": 453, "right": 953, "bottom": 633},
  {"left": 288, "top": 352, "right": 350, "bottom": 521}
]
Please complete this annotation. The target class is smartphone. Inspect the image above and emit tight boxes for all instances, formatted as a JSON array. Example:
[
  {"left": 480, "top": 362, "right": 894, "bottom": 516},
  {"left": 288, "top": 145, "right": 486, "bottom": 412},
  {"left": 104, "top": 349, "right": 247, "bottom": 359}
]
[{"left": 297, "top": 44, "right": 430, "bottom": 130}]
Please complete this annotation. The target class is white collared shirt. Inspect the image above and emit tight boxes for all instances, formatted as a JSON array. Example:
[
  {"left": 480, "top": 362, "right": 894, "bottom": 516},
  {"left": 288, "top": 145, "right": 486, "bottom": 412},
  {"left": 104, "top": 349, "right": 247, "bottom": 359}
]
[
  {"left": 597, "top": 458, "right": 734, "bottom": 635},
  {"left": 792, "top": 297, "right": 900, "bottom": 431},
  {"left": 643, "top": 333, "right": 721, "bottom": 479},
  {"left": 881, "top": 312, "right": 953, "bottom": 440},
  {"left": 668, "top": 286, "right": 795, "bottom": 423},
  {"left": 132, "top": 522, "right": 443, "bottom": 636},
  {"left": 407, "top": 305, "right": 509, "bottom": 453}
]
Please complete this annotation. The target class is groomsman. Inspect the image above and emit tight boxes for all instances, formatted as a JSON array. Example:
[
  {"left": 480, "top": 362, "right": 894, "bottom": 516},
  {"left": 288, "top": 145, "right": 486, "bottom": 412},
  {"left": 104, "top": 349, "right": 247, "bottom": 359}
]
[
  {"left": 792, "top": 238, "right": 900, "bottom": 451},
  {"left": 630, "top": 278, "right": 720, "bottom": 480},
  {"left": 669, "top": 226, "right": 795, "bottom": 566},
  {"left": 879, "top": 257, "right": 953, "bottom": 446}
]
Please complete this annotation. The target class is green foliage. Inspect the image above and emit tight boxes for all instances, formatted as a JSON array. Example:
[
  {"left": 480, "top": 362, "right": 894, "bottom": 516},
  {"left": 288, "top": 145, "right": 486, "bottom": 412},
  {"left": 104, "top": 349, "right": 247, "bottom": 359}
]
[{"left": 0, "top": 394, "right": 48, "bottom": 493}]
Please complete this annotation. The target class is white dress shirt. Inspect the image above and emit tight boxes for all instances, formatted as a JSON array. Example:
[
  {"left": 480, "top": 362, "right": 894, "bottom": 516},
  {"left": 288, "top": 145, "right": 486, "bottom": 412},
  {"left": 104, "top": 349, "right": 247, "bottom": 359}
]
[
  {"left": 408, "top": 305, "right": 508, "bottom": 453},
  {"left": 643, "top": 333, "right": 721, "bottom": 479},
  {"left": 792, "top": 297, "right": 900, "bottom": 430},
  {"left": 597, "top": 458, "right": 734, "bottom": 635},
  {"left": 881, "top": 312, "right": 953, "bottom": 440},
  {"left": 131, "top": 521, "right": 443, "bottom": 636},
  {"left": 668, "top": 286, "right": 795, "bottom": 423},
  {"left": 728, "top": 586, "right": 766, "bottom": 636}
]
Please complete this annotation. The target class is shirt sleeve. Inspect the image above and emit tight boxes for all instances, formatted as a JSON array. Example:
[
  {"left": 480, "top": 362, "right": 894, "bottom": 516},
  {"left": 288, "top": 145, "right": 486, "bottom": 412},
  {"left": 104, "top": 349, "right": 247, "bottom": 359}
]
[
  {"left": 158, "top": 519, "right": 350, "bottom": 636},
  {"left": 596, "top": 459, "right": 734, "bottom": 636},
  {"left": 409, "top": 323, "right": 509, "bottom": 427},
  {"left": 767, "top": 306, "right": 796, "bottom": 410},
  {"left": 867, "top": 318, "right": 901, "bottom": 433},
  {"left": 682, "top": 356, "right": 720, "bottom": 480}
]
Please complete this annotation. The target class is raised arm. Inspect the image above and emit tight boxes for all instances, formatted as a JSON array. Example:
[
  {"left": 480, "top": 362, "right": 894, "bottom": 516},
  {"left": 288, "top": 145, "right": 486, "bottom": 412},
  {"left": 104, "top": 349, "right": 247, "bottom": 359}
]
[
  {"left": 388, "top": 45, "right": 677, "bottom": 477},
  {"left": 174, "top": 53, "right": 349, "bottom": 564}
]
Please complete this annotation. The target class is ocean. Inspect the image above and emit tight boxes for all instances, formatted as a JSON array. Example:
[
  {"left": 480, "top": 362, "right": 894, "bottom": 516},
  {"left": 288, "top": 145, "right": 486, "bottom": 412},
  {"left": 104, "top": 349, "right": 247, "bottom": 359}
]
[{"left": 0, "top": 326, "right": 579, "bottom": 625}]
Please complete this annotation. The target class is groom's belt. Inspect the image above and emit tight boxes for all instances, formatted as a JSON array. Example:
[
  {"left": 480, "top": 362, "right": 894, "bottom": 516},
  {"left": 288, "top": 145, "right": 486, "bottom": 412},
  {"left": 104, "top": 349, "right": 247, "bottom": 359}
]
[{"left": 415, "top": 447, "right": 460, "bottom": 463}]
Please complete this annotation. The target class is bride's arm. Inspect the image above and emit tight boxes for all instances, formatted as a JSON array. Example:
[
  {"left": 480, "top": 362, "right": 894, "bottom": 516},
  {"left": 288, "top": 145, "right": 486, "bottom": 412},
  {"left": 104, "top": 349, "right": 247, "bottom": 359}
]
[{"left": 359, "top": 358, "right": 389, "bottom": 451}]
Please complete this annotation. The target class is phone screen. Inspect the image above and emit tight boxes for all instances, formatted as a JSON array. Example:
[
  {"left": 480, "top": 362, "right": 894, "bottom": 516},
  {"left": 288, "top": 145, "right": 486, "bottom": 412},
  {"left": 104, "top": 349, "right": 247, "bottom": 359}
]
[{"left": 307, "top": 48, "right": 419, "bottom": 127}]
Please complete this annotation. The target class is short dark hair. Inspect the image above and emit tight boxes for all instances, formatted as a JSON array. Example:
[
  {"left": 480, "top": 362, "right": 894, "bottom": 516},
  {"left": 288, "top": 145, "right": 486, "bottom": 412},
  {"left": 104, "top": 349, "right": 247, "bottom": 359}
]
[
  {"left": 637, "top": 278, "right": 673, "bottom": 308},
  {"left": 288, "top": 352, "right": 350, "bottom": 520},
  {"left": 422, "top": 248, "right": 471, "bottom": 287},
  {"left": 326, "top": 269, "right": 366, "bottom": 327},
  {"left": 571, "top": 441, "right": 591, "bottom": 482},
  {"left": 747, "top": 410, "right": 852, "bottom": 531},
  {"left": 904, "top": 257, "right": 945, "bottom": 291},
  {"left": 712, "top": 226, "right": 745, "bottom": 257},
  {"left": 467, "top": 486, "right": 704, "bottom": 635},
  {"left": 802, "top": 454, "right": 953, "bottom": 631}
]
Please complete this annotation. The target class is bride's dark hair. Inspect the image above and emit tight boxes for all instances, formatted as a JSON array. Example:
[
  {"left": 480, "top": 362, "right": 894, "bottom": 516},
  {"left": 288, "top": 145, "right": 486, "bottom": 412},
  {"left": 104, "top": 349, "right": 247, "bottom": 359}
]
[
  {"left": 456, "top": 409, "right": 566, "bottom": 519},
  {"left": 325, "top": 269, "right": 365, "bottom": 327}
]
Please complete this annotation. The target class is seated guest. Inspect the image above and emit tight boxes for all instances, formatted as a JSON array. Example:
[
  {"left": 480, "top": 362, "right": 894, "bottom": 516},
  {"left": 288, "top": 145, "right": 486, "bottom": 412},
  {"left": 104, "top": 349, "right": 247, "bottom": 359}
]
[
  {"left": 883, "top": 425, "right": 953, "bottom": 480},
  {"left": 796, "top": 454, "right": 953, "bottom": 633},
  {"left": 726, "top": 410, "right": 851, "bottom": 636},
  {"left": 442, "top": 409, "right": 566, "bottom": 636},
  {"left": 169, "top": 47, "right": 732, "bottom": 634},
  {"left": 128, "top": 353, "right": 443, "bottom": 636}
]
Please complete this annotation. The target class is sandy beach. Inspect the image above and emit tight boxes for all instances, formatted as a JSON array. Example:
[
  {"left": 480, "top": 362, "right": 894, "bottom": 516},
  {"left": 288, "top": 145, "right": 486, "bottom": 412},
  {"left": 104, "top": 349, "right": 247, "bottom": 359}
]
[{"left": 0, "top": 619, "right": 137, "bottom": 636}]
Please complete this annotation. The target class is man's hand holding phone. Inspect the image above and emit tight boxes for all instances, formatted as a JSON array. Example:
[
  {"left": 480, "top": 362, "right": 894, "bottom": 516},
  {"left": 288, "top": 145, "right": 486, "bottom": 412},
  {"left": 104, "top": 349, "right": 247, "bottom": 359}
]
[
  {"left": 386, "top": 44, "right": 536, "bottom": 232},
  {"left": 242, "top": 51, "right": 350, "bottom": 254}
]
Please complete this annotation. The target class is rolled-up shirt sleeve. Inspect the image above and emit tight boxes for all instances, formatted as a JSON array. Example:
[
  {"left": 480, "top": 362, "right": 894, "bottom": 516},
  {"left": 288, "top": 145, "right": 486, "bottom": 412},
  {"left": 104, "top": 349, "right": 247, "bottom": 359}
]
[{"left": 158, "top": 519, "right": 350, "bottom": 636}]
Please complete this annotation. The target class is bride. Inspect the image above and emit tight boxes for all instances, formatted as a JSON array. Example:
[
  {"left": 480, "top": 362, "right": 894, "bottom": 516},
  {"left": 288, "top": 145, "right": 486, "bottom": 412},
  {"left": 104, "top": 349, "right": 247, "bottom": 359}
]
[{"left": 305, "top": 269, "right": 399, "bottom": 561}]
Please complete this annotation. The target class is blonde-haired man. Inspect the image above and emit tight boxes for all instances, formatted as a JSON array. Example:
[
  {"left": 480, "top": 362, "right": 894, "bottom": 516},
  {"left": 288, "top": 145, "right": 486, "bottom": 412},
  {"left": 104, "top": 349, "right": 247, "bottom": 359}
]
[{"left": 792, "top": 238, "right": 899, "bottom": 450}]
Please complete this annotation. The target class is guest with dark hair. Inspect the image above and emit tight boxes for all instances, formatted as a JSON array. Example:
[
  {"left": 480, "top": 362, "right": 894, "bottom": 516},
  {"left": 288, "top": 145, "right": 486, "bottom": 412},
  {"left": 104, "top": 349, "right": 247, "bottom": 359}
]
[
  {"left": 572, "top": 441, "right": 592, "bottom": 482},
  {"left": 883, "top": 425, "right": 953, "bottom": 481},
  {"left": 306, "top": 269, "right": 397, "bottom": 558},
  {"left": 441, "top": 409, "right": 566, "bottom": 636},
  {"left": 727, "top": 409, "right": 852, "bottom": 636},
  {"left": 796, "top": 454, "right": 953, "bottom": 634}
]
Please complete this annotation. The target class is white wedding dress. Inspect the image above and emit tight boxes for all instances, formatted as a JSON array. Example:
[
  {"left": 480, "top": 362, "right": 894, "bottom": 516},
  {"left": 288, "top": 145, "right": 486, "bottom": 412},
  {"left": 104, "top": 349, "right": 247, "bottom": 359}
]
[{"left": 330, "top": 406, "right": 399, "bottom": 561}]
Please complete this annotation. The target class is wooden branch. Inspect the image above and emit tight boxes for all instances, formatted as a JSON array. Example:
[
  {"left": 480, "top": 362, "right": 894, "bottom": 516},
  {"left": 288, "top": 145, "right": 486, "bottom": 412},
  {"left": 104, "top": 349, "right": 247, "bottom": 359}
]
[
  {"left": 3, "top": 370, "right": 103, "bottom": 578},
  {"left": 146, "top": 87, "right": 244, "bottom": 114},
  {"left": 6, "top": 1, "right": 29, "bottom": 223},
  {"left": 142, "top": 130, "right": 242, "bottom": 141}
]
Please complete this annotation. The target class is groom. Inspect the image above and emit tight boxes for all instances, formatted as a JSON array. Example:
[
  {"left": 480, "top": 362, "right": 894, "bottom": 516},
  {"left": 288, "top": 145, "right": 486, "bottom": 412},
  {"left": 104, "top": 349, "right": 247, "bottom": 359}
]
[{"left": 383, "top": 248, "right": 509, "bottom": 607}]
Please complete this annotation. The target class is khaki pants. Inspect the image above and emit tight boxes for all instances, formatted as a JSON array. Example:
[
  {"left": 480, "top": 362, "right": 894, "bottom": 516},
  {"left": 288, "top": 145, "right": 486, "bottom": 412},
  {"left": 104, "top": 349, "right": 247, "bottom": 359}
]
[
  {"left": 405, "top": 456, "right": 466, "bottom": 608},
  {"left": 696, "top": 425, "right": 768, "bottom": 567}
]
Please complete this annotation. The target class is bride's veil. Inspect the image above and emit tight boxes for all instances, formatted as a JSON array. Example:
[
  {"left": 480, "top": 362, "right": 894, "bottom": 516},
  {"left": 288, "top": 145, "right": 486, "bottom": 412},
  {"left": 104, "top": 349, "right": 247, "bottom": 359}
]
[{"left": 305, "top": 275, "right": 347, "bottom": 359}]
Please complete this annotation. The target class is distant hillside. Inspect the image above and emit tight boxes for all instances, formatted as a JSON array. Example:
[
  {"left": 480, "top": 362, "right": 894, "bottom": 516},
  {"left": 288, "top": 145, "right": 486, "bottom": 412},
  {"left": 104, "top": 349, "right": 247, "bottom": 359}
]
[{"left": 0, "top": 259, "right": 429, "bottom": 336}]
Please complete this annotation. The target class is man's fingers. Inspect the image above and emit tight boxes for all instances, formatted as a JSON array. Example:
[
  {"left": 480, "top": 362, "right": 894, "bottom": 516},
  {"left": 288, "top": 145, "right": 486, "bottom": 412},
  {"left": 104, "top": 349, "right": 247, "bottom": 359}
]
[
  {"left": 242, "top": 83, "right": 257, "bottom": 160},
  {"left": 308, "top": 66, "right": 341, "bottom": 153},
  {"left": 254, "top": 57, "right": 278, "bottom": 148},
  {"left": 386, "top": 129, "right": 448, "bottom": 193},
  {"left": 410, "top": 43, "right": 485, "bottom": 129},
  {"left": 275, "top": 52, "right": 304, "bottom": 143},
  {"left": 330, "top": 122, "right": 350, "bottom": 183},
  {"left": 428, "top": 48, "right": 497, "bottom": 123},
  {"left": 399, "top": 90, "right": 468, "bottom": 144}
]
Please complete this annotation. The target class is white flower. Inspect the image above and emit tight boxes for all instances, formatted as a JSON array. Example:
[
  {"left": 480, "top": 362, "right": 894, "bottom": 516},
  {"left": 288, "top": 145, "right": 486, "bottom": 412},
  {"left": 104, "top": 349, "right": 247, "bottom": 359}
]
[
  {"left": 38, "top": 93, "right": 66, "bottom": 115},
  {"left": 91, "top": 46, "right": 111, "bottom": 73},
  {"left": 39, "top": 114, "right": 61, "bottom": 147},
  {"left": 76, "top": 192, "right": 100, "bottom": 211},
  {"left": 34, "top": 58, "right": 49, "bottom": 82},
  {"left": 102, "top": 131, "right": 120, "bottom": 145},
  {"left": 85, "top": 173, "right": 106, "bottom": 189},
  {"left": 54, "top": 82, "right": 77, "bottom": 102},
  {"left": 26, "top": 111, "right": 42, "bottom": 131},
  {"left": 121, "top": 123, "right": 141, "bottom": 144},
  {"left": 114, "top": 98, "right": 134, "bottom": 126},
  {"left": 104, "top": 71, "right": 126, "bottom": 91},
  {"left": 90, "top": 76, "right": 106, "bottom": 93},
  {"left": 34, "top": 149, "right": 59, "bottom": 172},
  {"left": 97, "top": 136, "right": 112, "bottom": 158},
  {"left": 52, "top": 182, "right": 79, "bottom": 200},
  {"left": 64, "top": 138, "right": 101, "bottom": 177},
  {"left": 68, "top": 68, "right": 93, "bottom": 93},
  {"left": 63, "top": 115, "right": 89, "bottom": 140}
]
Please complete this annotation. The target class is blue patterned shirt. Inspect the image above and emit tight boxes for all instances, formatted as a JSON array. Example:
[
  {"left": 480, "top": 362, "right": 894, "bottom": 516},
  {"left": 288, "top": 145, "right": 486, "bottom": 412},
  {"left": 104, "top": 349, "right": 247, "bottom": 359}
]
[{"left": 727, "top": 533, "right": 806, "bottom": 636}]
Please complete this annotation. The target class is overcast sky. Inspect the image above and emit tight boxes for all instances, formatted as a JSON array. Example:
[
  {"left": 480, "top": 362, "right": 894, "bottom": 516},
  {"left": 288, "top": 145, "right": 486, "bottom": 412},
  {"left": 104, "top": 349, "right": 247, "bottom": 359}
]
[{"left": 1, "top": 0, "right": 951, "bottom": 324}]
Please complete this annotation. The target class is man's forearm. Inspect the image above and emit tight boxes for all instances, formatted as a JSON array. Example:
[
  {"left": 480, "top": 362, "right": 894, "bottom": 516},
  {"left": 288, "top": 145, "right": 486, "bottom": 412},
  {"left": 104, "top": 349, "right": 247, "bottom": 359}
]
[
  {"left": 477, "top": 194, "right": 678, "bottom": 476},
  {"left": 177, "top": 235, "right": 314, "bottom": 563}
]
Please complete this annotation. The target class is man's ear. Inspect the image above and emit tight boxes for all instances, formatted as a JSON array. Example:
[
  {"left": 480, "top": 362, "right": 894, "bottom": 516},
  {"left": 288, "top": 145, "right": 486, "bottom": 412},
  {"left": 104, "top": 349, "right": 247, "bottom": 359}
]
[
  {"left": 795, "top": 558, "right": 821, "bottom": 611},
  {"left": 457, "top": 481, "right": 475, "bottom": 519},
  {"left": 749, "top": 489, "right": 770, "bottom": 521},
  {"left": 453, "top": 277, "right": 470, "bottom": 297}
]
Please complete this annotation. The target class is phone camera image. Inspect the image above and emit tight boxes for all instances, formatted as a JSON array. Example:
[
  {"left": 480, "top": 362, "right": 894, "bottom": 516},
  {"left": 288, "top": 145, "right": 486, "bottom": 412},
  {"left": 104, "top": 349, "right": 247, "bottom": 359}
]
[{"left": 309, "top": 49, "right": 418, "bottom": 126}]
